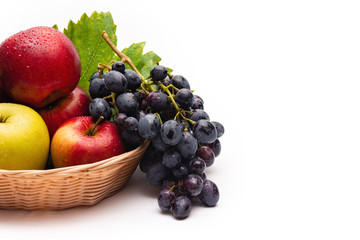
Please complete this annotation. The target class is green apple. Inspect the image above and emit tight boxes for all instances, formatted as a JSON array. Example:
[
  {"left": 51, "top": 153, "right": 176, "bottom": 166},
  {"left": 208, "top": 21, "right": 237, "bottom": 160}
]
[{"left": 0, "top": 103, "right": 50, "bottom": 170}]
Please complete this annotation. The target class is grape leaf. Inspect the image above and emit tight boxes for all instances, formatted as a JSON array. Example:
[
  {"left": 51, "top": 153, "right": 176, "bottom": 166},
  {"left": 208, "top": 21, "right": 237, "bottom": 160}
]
[
  {"left": 122, "top": 42, "right": 146, "bottom": 63},
  {"left": 58, "top": 11, "right": 172, "bottom": 93},
  {"left": 63, "top": 11, "right": 117, "bottom": 91}
]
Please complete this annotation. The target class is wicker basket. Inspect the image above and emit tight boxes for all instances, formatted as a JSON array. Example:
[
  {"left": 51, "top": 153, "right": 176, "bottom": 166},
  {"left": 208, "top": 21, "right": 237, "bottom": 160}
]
[{"left": 0, "top": 140, "right": 149, "bottom": 211}]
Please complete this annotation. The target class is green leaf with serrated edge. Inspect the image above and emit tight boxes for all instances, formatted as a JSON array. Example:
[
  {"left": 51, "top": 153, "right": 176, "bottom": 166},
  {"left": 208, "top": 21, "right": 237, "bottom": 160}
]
[
  {"left": 119, "top": 42, "right": 171, "bottom": 78},
  {"left": 52, "top": 24, "right": 59, "bottom": 30},
  {"left": 122, "top": 42, "right": 146, "bottom": 62},
  {"left": 63, "top": 11, "right": 117, "bottom": 92}
]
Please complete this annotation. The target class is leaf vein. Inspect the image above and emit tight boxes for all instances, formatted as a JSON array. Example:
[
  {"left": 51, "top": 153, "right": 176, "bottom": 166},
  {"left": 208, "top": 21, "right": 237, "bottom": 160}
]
[{"left": 80, "top": 35, "right": 102, "bottom": 82}]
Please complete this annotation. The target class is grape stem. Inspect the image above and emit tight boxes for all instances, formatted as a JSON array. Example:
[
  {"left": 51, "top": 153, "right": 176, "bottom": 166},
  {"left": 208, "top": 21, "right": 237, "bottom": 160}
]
[
  {"left": 101, "top": 31, "right": 157, "bottom": 92},
  {"left": 139, "top": 83, "right": 150, "bottom": 95},
  {"left": 101, "top": 31, "right": 144, "bottom": 79},
  {"left": 98, "top": 62, "right": 112, "bottom": 70},
  {"left": 111, "top": 92, "right": 119, "bottom": 115},
  {"left": 154, "top": 112, "right": 163, "bottom": 124},
  {"left": 157, "top": 83, "right": 195, "bottom": 126},
  {"left": 103, "top": 95, "right": 112, "bottom": 100}
]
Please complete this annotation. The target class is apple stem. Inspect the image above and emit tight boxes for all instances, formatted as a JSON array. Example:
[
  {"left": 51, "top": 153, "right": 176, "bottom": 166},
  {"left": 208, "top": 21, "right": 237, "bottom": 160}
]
[{"left": 89, "top": 116, "right": 104, "bottom": 136}]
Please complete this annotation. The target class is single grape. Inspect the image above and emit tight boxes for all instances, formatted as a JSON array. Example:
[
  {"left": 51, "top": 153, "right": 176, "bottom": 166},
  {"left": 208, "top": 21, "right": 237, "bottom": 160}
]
[
  {"left": 163, "top": 75, "right": 172, "bottom": 86},
  {"left": 150, "top": 134, "right": 167, "bottom": 152},
  {"left": 200, "top": 172, "right": 207, "bottom": 180},
  {"left": 190, "top": 109, "right": 210, "bottom": 122},
  {"left": 139, "top": 146, "right": 162, "bottom": 173},
  {"left": 150, "top": 65, "right": 168, "bottom": 81},
  {"left": 198, "top": 180, "right": 219, "bottom": 207},
  {"left": 114, "top": 113, "right": 127, "bottom": 126},
  {"left": 165, "top": 101, "right": 178, "bottom": 118},
  {"left": 124, "top": 69, "right": 141, "bottom": 91},
  {"left": 175, "top": 88, "right": 194, "bottom": 109},
  {"left": 193, "top": 95, "right": 204, "bottom": 104},
  {"left": 172, "top": 163, "right": 189, "bottom": 179},
  {"left": 133, "top": 91, "right": 143, "bottom": 103},
  {"left": 184, "top": 174, "right": 203, "bottom": 197},
  {"left": 193, "top": 119, "right": 217, "bottom": 144},
  {"left": 112, "top": 61, "right": 126, "bottom": 73},
  {"left": 158, "top": 188, "right": 176, "bottom": 211},
  {"left": 120, "top": 129, "right": 143, "bottom": 151},
  {"left": 89, "top": 98, "right": 112, "bottom": 120},
  {"left": 211, "top": 121, "right": 225, "bottom": 138},
  {"left": 176, "top": 131, "right": 198, "bottom": 158},
  {"left": 146, "top": 91, "right": 168, "bottom": 112},
  {"left": 205, "top": 139, "right": 221, "bottom": 157},
  {"left": 89, "top": 71, "right": 100, "bottom": 81},
  {"left": 160, "top": 120, "right": 183, "bottom": 145},
  {"left": 172, "top": 195, "right": 192, "bottom": 219},
  {"left": 89, "top": 77, "right": 111, "bottom": 99},
  {"left": 196, "top": 146, "right": 215, "bottom": 167},
  {"left": 162, "top": 147, "right": 181, "bottom": 168},
  {"left": 103, "top": 70, "right": 128, "bottom": 94},
  {"left": 124, "top": 116, "right": 138, "bottom": 131},
  {"left": 146, "top": 162, "right": 170, "bottom": 186},
  {"left": 171, "top": 75, "right": 190, "bottom": 89},
  {"left": 138, "top": 113, "right": 161, "bottom": 139},
  {"left": 116, "top": 92, "right": 139, "bottom": 114},
  {"left": 191, "top": 97, "right": 204, "bottom": 110},
  {"left": 188, "top": 157, "right": 206, "bottom": 174},
  {"left": 139, "top": 99, "right": 149, "bottom": 111}
]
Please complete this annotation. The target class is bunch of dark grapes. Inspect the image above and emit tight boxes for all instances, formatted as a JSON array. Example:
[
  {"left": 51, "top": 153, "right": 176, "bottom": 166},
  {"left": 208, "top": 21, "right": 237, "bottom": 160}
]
[{"left": 88, "top": 61, "right": 224, "bottom": 219}]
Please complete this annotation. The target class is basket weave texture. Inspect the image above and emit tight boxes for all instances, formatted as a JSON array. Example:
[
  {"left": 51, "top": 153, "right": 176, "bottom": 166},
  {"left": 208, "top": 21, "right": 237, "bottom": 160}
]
[{"left": 0, "top": 140, "right": 149, "bottom": 211}]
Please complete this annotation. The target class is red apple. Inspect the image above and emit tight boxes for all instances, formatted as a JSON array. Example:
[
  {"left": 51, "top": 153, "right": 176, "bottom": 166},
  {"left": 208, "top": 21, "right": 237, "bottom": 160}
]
[
  {"left": 37, "top": 86, "right": 91, "bottom": 138},
  {"left": 51, "top": 116, "right": 125, "bottom": 168},
  {"left": 0, "top": 26, "right": 81, "bottom": 108}
]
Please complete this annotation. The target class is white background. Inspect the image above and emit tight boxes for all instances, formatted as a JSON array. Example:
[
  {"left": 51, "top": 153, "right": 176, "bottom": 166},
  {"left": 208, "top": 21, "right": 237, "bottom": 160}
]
[{"left": 0, "top": 0, "right": 360, "bottom": 239}]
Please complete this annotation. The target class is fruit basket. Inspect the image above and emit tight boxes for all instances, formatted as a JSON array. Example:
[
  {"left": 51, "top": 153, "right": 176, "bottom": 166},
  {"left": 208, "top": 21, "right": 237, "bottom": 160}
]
[
  {"left": 0, "top": 13, "right": 223, "bottom": 218},
  {"left": 0, "top": 140, "right": 149, "bottom": 211}
]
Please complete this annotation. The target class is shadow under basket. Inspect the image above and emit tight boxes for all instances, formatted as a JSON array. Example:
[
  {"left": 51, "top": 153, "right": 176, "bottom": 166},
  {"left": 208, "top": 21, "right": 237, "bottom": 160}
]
[{"left": 0, "top": 140, "right": 149, "bottom": 211}]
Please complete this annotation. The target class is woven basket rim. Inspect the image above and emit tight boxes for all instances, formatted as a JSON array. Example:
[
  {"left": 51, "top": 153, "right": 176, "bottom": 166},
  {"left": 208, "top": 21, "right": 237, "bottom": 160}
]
[{"left": 0, "top": 140, "right": 149, "bottom": 177}]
